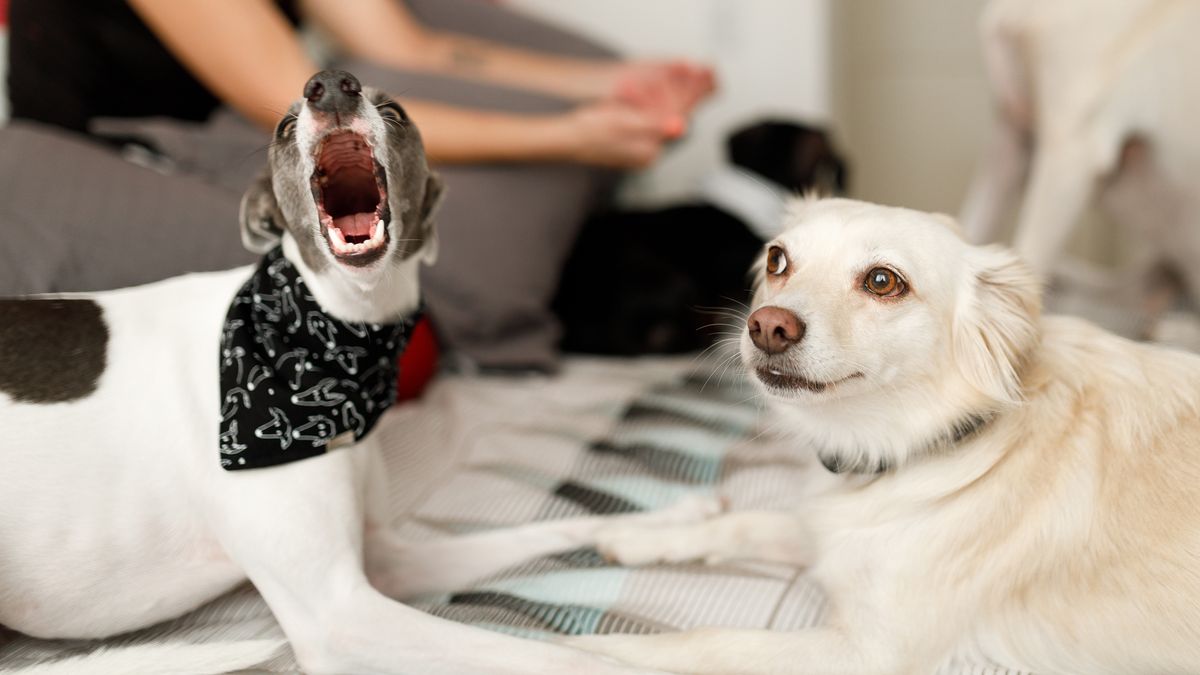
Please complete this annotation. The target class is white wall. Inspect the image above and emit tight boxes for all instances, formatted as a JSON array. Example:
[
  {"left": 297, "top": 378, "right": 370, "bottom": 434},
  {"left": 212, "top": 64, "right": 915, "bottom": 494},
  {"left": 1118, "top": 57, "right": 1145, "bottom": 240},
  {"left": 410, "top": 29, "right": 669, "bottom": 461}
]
[
  {"left": 507, "top": 0, "right": 833, "bottom": 207},
  {"left": 830, "top": 0, "right": 992, "bottom": 216},
  {"left": 829, "top": 0, "right": 1112, "bottom": 258}
]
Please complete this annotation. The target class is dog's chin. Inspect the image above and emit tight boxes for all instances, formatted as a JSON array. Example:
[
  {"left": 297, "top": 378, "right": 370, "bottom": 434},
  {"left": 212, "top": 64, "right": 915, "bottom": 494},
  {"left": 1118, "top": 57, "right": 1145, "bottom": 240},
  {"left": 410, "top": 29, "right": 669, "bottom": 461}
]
[{"left": 311, "top": 130, "right": 392, "bottom": 269}]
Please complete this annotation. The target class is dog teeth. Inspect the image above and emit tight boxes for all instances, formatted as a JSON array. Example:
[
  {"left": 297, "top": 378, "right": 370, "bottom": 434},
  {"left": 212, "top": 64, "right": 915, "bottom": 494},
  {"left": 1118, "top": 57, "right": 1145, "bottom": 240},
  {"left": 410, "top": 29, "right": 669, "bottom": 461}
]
[
  {"left": 328, "top": 218, "right": 387, "bottom": 257},
  {"left": 329, "top": 227, "right": 347, "bottom": 246}
]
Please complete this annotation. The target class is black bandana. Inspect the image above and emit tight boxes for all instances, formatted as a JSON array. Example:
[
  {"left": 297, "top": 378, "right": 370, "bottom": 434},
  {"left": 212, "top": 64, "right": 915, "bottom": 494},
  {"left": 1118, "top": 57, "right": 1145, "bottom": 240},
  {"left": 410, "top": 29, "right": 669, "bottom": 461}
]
[{"left": 218, "top": 247, "right": 418, "bottom": 470}]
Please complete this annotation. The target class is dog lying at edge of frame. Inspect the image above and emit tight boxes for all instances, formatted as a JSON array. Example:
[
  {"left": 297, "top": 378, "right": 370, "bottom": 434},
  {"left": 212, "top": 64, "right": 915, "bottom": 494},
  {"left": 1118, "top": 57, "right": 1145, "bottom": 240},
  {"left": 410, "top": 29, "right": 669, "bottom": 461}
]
[
  {"left": 0, "top": 69, "right": 723, "bottom": 675},
  {"left": 560, "top": 197, "right": 1200, "bottom": 675}
]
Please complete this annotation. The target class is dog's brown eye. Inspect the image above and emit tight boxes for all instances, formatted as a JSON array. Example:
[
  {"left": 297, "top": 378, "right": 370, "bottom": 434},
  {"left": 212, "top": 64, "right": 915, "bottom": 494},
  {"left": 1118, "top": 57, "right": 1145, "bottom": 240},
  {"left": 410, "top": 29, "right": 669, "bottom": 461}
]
[
  {"left": 864, "top": 267, "right": 905, "bottom": 297},
  {"left": 766, "top": 246, "right": 789, "bottom": 276}
]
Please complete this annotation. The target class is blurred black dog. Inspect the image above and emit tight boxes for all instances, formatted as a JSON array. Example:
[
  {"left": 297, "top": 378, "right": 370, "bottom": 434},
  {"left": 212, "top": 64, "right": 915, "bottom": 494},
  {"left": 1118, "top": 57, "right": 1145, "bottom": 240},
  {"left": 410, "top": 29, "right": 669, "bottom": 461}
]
[{"left": 554, "top": 120, "right": 847, "bottom": 355}]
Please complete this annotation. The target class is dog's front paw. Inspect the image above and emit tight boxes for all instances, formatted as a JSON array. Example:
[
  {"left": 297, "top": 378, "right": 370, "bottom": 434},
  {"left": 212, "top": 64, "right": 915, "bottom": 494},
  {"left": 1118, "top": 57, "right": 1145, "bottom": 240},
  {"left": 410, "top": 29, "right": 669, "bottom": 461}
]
[
  {"left": 648, "top": 493, "right": 727, "bottom": 525},
  {"left": 596, "top": 523, "right": 707, "bottom": 566}
]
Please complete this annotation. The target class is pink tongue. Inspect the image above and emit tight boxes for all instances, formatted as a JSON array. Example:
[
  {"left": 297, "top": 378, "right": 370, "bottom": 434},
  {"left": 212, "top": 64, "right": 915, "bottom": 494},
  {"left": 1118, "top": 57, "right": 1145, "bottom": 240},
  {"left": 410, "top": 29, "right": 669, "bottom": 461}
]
[{"left": 333, "top": 213, "right": 375, "bottom": 238}]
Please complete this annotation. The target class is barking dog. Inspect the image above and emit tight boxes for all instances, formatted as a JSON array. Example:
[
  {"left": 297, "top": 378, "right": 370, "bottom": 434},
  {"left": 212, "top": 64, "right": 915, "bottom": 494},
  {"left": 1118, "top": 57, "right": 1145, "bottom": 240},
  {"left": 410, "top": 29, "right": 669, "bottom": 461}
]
[
  {"left": 0, "top": 70, "right": 708, "bottom": 675},
  {"left": 564, "top": 198, "right": 1200, "bottom": 674}
]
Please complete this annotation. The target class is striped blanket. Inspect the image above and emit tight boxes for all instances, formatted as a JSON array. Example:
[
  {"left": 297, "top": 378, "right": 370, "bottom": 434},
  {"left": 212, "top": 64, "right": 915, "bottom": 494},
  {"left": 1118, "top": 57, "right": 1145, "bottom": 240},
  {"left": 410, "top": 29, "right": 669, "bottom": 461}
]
[{"left": 0, "top": 357, "right": 1028, "bottom": 674}]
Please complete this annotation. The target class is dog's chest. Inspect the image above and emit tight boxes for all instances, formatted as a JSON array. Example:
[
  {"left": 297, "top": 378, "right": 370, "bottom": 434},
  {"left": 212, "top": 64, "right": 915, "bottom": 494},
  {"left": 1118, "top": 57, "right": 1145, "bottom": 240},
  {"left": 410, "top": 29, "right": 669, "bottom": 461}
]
[{"left": 806, "top": 492, "right": 949, "bottom": 594}]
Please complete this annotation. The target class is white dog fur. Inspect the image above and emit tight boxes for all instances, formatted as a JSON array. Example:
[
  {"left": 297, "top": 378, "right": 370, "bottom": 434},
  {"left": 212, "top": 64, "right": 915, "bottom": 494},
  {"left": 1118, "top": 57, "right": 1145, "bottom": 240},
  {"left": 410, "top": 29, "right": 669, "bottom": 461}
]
[
  {"left": 561, "top": 198, "right": 1200, "bottom": 674},
  {"left": 961, "top": 0, "right": 1200, "bottom": 310}
]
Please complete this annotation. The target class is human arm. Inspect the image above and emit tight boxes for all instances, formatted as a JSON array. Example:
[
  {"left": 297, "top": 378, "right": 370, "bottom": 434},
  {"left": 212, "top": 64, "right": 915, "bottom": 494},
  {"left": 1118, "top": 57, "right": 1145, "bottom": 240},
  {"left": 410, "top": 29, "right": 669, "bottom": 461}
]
[
  {"left": 404, "top": 99, "right": 666, "bottom": 167},
  {"left": 126, "top": 0, "right": 673, "bottom": 167},
  {"left": 298, "top": 0, "right": 715, "bottom": 123},
  {"left": 126, "top": 0, "right": 317, "bottom": 131}
]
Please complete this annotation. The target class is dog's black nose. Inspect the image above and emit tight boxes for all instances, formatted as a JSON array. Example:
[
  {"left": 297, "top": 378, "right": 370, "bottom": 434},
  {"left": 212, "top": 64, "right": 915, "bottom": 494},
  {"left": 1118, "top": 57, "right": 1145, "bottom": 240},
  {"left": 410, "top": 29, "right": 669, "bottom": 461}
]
[
  {"left": 304, "top": 70, "right": 362, "bottom": 114},
  {"left": 748, "top": 306, "right": 806, "bottom": 355}
]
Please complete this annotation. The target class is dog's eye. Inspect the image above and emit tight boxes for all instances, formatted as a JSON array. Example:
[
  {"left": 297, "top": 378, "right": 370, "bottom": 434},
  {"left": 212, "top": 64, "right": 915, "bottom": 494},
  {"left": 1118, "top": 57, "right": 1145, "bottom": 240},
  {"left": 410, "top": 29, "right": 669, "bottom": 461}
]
[
  {"left": 766, "top": 246, "right": 789, "bottom": 276},
  {"left": 377, "top": 101, "right": 408, "bottom": 123},
  {"left": 864, "top": 267, "right": 906, "bottom": 297},
  {"left": 275, "top": 115, "right": 297, "bottom": 138}
]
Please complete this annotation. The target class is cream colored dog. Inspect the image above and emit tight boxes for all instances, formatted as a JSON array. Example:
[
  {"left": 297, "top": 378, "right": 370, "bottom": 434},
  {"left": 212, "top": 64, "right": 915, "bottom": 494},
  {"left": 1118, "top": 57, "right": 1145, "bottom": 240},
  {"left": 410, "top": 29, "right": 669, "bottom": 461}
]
[
  {"left": 566, "top": 198, "right": 1200, "bottom": 674},
  {"left": 961, "top": 0, "right": 1200, "bottom": 310}
]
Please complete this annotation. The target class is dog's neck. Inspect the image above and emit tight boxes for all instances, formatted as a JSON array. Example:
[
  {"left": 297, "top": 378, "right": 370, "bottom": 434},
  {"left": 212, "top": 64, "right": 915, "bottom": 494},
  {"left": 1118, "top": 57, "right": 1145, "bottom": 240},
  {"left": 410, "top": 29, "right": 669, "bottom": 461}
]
[
  {"left": 772, "top": 376, "right": 1000, "bottom": 475},
  {"left": 282, "top": 235, "right": 421, "bottom": 325}
]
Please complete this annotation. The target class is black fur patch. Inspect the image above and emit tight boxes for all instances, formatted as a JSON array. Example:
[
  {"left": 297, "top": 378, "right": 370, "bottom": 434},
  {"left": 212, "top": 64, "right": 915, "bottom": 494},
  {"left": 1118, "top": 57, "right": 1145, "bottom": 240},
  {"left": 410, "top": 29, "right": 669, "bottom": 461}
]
[{"left": 0, "top": 299, "right": 108, "bottom": 403}]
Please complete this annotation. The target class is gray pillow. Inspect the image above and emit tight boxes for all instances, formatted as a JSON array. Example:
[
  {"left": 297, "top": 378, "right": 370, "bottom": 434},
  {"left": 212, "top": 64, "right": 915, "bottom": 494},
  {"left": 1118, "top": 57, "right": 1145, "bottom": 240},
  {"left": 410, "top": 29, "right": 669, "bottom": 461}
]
[{"left": 0, "top": 120, "right": 255, "bottom": 296}]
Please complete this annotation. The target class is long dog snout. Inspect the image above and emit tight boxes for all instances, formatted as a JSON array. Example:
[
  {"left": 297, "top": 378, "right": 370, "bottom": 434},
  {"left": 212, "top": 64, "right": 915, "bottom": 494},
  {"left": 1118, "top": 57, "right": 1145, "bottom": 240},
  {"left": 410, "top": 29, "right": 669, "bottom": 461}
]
[
  {"left": 304, "top": 70, "right": 363, "bottom": 115},
  {"left": 748, "top": 306, "right": 805, "bottom": 354}
]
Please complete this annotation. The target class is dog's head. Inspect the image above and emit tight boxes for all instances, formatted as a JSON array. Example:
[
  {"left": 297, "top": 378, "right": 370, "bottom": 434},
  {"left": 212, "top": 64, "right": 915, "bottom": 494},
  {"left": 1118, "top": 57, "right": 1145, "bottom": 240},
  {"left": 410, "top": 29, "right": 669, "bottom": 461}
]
[
  {"left": 743, "top": 198, "right": 1042, "bottom": 471},
  {"left": 240, "top": 70, "right": 443, "bottom": 287}
]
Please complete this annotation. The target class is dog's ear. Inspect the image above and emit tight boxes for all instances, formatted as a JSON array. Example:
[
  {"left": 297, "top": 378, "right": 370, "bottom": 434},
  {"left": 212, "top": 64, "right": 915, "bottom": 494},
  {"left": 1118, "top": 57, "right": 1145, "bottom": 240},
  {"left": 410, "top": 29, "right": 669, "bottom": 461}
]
[
  {"left": 239, "top": 168, "right": 285, "bottom": 254},
  {"left": 414, "top": 172, "right": 445, "bottom": 265},
  {"left": 952, "top": 245, "right": 1042, "bottom": 404}
]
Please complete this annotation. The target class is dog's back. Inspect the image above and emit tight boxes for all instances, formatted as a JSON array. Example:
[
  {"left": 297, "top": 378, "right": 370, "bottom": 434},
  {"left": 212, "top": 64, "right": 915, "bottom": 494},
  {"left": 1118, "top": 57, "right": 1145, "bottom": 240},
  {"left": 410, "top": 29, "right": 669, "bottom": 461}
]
[
  {"left": 0, "top": 268, "right": 250, "bottom": 638},
  {"left": 966, "top": 315, "right": 1200, "bottom": 672}
]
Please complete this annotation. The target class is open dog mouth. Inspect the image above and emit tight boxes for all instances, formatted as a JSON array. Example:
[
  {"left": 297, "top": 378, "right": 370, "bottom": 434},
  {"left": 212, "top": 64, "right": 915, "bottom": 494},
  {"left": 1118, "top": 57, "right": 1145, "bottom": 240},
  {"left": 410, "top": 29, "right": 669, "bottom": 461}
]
[
  {"left": 312, "top": 130, "right": 390, "bottom": 264},
  {"left": 754, "top": 366, "right": 863, "bottom": 393}
]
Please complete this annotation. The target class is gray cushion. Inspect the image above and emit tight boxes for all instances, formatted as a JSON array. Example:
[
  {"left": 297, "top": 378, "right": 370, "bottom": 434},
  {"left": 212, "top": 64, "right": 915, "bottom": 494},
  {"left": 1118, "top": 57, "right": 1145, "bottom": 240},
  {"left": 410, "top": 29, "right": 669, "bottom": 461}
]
[{"left": 0, "top": 121, "right": 254, "bottom": 295}]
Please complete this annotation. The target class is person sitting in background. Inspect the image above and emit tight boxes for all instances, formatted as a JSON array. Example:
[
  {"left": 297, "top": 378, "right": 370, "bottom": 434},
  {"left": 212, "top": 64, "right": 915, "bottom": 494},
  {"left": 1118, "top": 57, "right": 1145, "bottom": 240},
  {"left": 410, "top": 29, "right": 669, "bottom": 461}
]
[{"left": 2, "top": 0, "right": 715, "bottom": 371}]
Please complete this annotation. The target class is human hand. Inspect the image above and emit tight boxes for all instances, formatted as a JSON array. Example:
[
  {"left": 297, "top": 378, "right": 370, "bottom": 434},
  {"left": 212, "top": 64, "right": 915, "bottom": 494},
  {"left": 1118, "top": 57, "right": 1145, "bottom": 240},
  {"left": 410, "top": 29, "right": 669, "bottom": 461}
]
[
  {"left": 559, "top": 102, "right": 674, "bottom": 169},
  {"left": 603, "top": 60, "right": 717, "bottom": 139}
]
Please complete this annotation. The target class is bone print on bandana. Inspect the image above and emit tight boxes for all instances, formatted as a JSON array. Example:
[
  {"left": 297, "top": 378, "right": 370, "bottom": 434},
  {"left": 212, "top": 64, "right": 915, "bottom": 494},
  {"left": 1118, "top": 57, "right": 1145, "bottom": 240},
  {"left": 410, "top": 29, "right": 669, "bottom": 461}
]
[{"left": 218, "top": 247, "right": 418, "bottom": 470}]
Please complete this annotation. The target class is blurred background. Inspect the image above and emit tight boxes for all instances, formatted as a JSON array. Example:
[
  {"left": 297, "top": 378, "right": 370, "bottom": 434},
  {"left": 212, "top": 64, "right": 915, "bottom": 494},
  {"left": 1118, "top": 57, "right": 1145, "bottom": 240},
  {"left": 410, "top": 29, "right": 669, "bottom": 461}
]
[
  {"left": 506, "top": 0, "right": 1122, "bottom": 259},
  {"left": 0, "top": 0, "right": 1190, "bottom": 360},
  {"left": 507, "top": 0, "right": 987, "bottom": 216},
  {"left": 0, "top": 0, "right": 998, "bottom": 214}
]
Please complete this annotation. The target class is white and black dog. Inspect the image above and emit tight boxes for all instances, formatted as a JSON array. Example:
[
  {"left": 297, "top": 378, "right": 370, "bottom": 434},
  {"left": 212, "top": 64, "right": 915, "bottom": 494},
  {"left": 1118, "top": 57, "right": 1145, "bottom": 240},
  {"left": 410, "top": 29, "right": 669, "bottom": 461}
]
[{"left": 0, "top": 70, "right": 717, "bottom": 675}]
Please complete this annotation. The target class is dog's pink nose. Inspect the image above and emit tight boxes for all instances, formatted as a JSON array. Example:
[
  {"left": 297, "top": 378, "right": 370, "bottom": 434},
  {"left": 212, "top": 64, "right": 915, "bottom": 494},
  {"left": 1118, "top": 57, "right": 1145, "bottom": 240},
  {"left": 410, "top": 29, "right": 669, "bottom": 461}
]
[{"left": 747, "top": 306, "right": 806, "bottom": 355}]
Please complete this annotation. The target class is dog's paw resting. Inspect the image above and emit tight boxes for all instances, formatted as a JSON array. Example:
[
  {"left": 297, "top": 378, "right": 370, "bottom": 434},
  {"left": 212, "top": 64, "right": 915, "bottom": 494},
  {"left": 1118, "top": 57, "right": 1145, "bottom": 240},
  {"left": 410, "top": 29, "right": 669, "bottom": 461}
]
[
  {"left": 596, "top": 525, "right": 709, "bottom": 566},
  {"left": 595, "top": 495, "right": 727, "bottom": 567},
  {"left": 649, "top": 493, "right": 728, "bottom": 524}
]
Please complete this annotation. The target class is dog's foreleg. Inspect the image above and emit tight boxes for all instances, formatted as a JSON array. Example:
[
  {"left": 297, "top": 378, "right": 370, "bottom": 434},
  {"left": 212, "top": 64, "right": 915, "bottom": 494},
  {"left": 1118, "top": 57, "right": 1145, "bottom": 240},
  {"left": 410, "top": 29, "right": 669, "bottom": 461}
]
[
  {"left": 961, "top": 4, "right": 1034, "bottom": 244},
  {"left": 961, "top": 116, "right": 1031, "bottom": 244},
  {"left": 208, "top": 449, "right": 663, "bottom": 675},
  {"left": 365, "top": 494, "right": 725, "bottom": 599},
  {"left": 593, "top": 511, "right": 814, "bottom": 567},
  {"left": 1012, "top": 134, "right": 1112, "bottom": 275}
]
